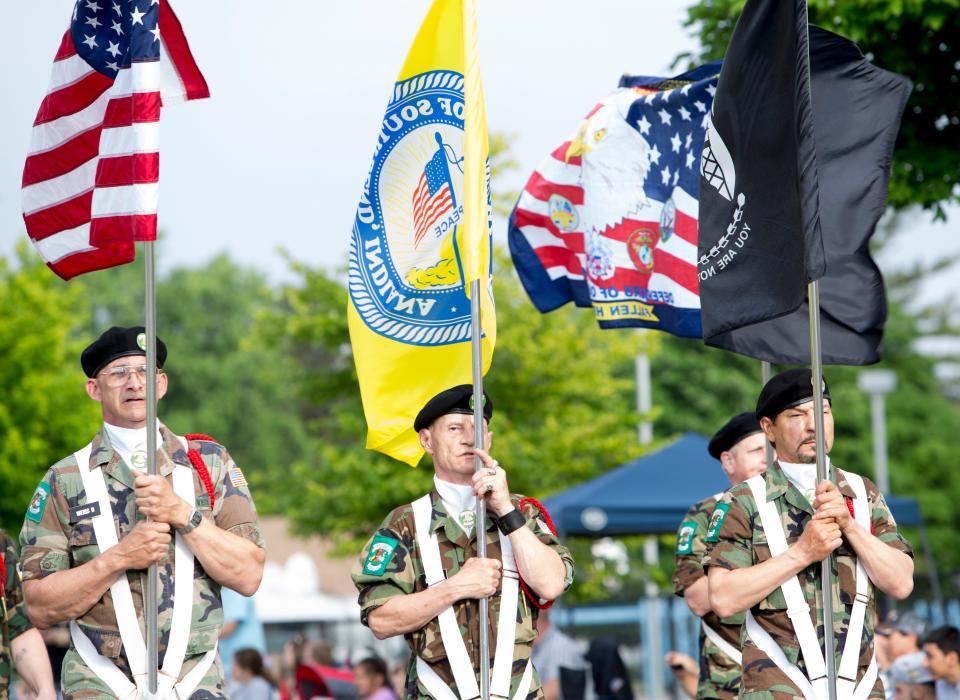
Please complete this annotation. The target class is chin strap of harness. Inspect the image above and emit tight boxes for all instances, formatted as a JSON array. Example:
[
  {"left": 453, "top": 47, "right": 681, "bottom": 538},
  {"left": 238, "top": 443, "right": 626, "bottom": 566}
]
[{"left": 517, "top": 497, "right": 558, "bottom": 610}]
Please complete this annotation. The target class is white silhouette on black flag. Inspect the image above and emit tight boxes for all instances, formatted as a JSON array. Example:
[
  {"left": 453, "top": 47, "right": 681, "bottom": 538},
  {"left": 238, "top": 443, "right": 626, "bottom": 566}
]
[{"left": 698, "top": 0, "right": 911, "bottom": 365}]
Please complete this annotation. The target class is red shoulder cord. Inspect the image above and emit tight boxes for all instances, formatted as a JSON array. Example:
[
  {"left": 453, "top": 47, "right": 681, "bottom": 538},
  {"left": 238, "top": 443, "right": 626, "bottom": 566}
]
[
  {"left": 0, "top": 552, "right": 5, "bottom": 593},
  {"left": 517, "top": 497, "right": 558, "bottom": 610},
  {"left": 845, "top": 497, "right": 874, "bottom": 535},
  {"left": 184, "top": 434, "right": 217, "bottom": 510}
]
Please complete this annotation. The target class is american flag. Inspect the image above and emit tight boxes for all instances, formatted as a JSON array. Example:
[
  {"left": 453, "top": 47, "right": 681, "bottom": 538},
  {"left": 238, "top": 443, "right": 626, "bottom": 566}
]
[
  {"left": 508, "top": 65, "right": 721, "bottom": 338},
  {"left": 21, "top": 0, "right": 208, "bottom": 281},
  {"left": 411, "top": 144, "right": 455, "bottom": 248}
]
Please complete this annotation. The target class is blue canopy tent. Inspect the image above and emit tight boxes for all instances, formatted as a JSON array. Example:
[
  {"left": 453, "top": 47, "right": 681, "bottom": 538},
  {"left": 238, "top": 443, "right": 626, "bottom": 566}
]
[{"left": 544, "top": 433, "right": 922, "bottom": 536}]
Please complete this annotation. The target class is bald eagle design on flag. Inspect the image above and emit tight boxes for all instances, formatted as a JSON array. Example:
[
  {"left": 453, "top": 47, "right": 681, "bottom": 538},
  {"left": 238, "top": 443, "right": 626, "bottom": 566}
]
[
  {"left": 508, "top": 64, "right": 721, "bottom": 338},
  {"left": 569, "top": 91, "right": 653, "bottom": 237}
]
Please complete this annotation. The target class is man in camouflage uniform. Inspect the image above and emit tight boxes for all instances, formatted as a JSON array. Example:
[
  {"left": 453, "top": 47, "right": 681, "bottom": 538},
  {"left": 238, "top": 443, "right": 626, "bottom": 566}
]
[
  {"left": 20, "top": 326, "right": 265, "bottom": 699},
  {"left": 672, "top": 412, "right": 768, "bottom": 699},
  {"left": 353, "top": 386, "right": 574, "bottom": 700},
  {"left": 0, "top": 529, "right": 56, "bottom": 699},
  {"left": 703, "top": 369, "right": 914, "bottom": 699}
]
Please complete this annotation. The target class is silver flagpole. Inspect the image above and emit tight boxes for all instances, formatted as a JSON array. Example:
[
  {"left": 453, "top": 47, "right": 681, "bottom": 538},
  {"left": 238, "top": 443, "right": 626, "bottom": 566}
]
[
  {"left": 808, "top": 280, "right": 837, "bottom": 700},
  {"left": 469, "top": 278, "right": 490, "bottom": 700},
  {"left": 761, "top": 361, "right": 774, "bottom": 466},
  {"left": 144, "top": 241, "right": 160, "bottom": 696}
]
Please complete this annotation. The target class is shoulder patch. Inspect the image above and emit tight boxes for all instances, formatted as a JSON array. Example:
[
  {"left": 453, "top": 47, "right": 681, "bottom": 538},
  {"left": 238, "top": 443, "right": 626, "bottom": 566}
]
[
  {"left": 26, "top": 482, "right": 51, "bottom": 523},
  {"left": 362, "top": 535, "right": 399, "bottom": 576},
  {"left": 676, "top": 521, "right": 698, "bottom": 554},
  {"left": 705, "top": 503, "right": 730, "bottom": 543}
]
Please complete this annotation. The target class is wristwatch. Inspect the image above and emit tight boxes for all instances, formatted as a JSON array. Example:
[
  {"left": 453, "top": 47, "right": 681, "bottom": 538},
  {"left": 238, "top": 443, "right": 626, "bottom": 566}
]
[{"left": 177, "top": 509, "right": 203, "bottom": 535}]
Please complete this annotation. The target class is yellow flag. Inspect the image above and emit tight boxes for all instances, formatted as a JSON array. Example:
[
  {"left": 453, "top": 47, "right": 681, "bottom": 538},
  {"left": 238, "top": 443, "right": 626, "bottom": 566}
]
[{"left": 347, "top": 0, "right": 495, "bottom": 465}]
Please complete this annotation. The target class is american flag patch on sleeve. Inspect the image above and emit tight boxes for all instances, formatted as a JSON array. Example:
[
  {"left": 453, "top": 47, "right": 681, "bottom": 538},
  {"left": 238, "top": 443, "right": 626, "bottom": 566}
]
[{"left": 228, "top": 467, "right": 247, "bottom": 488}]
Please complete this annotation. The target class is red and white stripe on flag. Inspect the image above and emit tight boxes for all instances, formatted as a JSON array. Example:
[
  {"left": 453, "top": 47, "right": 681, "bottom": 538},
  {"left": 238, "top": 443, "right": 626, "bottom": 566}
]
[
  {"left": 411, "top": 175, "right": 454, "bottom": 249},
  {"left": 513, "top": 138, "right": 701, "bottom": 306},
  {"left": 21, "top": 1, "right": 208, "bottom": 281},
  {"left": 513, "top": 141, "right": 587, "bottom": 280}
]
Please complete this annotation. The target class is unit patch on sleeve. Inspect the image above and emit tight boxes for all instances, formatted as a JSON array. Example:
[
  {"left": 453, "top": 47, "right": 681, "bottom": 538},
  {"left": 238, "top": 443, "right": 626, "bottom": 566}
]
[
  {"left": 676, "top": 521, "right": 698, "bottom": 554},
  {"left": 26, "top": 482, "right": 51, "bottom": 523},
  {"left": 705, "top": 503, "right": 730, "bottom": 543},
  {"left": 362, "top": 535, "right": 399, "bottom": 576}
]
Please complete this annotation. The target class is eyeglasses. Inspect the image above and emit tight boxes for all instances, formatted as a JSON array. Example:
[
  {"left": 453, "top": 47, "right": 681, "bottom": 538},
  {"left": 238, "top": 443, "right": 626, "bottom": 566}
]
[{"left": 98, "top": 365, "right": 162, "bottom": 386}]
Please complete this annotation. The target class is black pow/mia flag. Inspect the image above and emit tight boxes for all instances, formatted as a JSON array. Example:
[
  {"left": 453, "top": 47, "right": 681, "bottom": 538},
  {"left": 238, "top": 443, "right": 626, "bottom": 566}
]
[{"left": 698, "top": 0, "right": 911, "bottom": 365}]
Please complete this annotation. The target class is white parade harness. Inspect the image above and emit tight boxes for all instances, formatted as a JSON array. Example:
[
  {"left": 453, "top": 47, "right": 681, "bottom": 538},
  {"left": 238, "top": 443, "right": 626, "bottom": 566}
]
[
  {"left": 701, "top": 491, "right": 743, "bottom": 666},
  {"left": 411, "top": 494, "right": 535, "bottom": 700},
  {"left": 69, "top": 438, "right": 217, "bottom": 700},
  {"left": 702, "top": 619, "right": 743, "bottom": 666},
  {"left": 743, "top": 470, "right": 877, "bottom": 700}
]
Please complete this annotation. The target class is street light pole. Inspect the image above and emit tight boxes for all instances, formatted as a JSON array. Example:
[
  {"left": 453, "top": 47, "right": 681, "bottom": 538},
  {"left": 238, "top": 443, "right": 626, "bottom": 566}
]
[
  {"left": 636, "top": 352, "right": 653, "bottom": 445},
  {"left": 635, "top": 345, "right": 662, "bottom": 698},
  {"left": 869, "top": 392, "right": 889, "bottom": 494},
  {"left": 857, "top": 370, "right": 897, "bottom": 494}
]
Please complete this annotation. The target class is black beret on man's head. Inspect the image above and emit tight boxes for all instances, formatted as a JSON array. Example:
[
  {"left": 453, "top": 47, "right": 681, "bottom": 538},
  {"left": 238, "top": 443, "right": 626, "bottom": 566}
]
[
  {"left": 756, "top": 368, "right": 831, "bottom": 421},
  {"left": 414, "top": 385, "right": 493, "bottom": 432},
  {"left": 81, "top": 326, "right": 167, "bottom": 378},
  {"left": 708, "top": 412, "right": 763, "bottom": 459}
]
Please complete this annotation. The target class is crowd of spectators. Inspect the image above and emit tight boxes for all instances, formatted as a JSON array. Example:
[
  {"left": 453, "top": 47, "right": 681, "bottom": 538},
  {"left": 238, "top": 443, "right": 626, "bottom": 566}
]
[{"left": 873, "top": 610, "right": 960, "bottom": 700}]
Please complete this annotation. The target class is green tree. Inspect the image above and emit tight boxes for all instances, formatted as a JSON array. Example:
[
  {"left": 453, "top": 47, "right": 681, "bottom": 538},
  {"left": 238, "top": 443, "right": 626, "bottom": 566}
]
[
  {"left": 0, "top": 244, "right": 101, "bottom": 531},
  {"left": 682, "top": 0, "right": 960, "bottom": 217},
  {"left": 251, "top": 250, "right": 656, "bottom": 548}
]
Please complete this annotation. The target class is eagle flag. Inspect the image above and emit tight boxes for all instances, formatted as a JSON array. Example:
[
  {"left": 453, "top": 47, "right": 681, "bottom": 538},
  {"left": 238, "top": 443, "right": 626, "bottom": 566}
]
[
  {"left": 347, "top": 0, "right": 494, "bottom": 466},
  {"left": 508, "top": 64, "right": 721, "bottom": 338},
  {"left": 22, "top": 0, "right": 209, "bottom": 281},
  {"left": 698, "top": 0, "right": 911, "bottom": 364}
]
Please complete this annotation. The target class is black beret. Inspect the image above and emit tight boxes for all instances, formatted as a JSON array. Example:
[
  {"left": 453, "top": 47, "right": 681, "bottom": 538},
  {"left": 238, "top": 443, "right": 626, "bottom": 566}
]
[
  {"left": 708, "top": 412, "right": 764, "bottom": 459},
  {"left": 756, "top": 368, "right": 831, "bottom": 421},
  {"left": 81, "top": 326, "right": 167, "bottom": 378},
  {"left": 414, "top": 384, "right": 493, "bottom": 432}
]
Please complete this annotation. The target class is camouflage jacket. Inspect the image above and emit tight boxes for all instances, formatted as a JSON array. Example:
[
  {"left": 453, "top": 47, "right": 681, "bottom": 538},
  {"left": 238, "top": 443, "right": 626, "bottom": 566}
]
[
  {"left": 352, "top": 490, "right": 575, "bottom": 700},
  {"left": 702, "top": 462, "right": 913, "bottom": 700},
  {"left": 19, "top": 426, "right": 264, "bottom": 699},
  {"left": 673, "top": 495, "right": 742, "bottom": 700},
  {"left": 0, "top": 530, "right": 33, "bottom": 700}
]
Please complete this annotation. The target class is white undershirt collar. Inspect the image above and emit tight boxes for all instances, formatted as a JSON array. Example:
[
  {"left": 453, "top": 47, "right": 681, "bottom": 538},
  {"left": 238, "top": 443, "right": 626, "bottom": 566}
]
[
  {"left": 102, "top": 422, "right": 162, "bottom": 470},
  {"left": 434, "top": 476, "right": 477, "bottom": 537},
  {"left": 778, "top": 457, "right": 830, "bottom": 505}
]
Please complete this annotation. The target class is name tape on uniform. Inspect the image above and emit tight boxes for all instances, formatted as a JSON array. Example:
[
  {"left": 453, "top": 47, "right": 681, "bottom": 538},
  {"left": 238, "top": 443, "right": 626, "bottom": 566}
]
[{"left": 69, "top": 502, "right": 102, "bottom": 522}]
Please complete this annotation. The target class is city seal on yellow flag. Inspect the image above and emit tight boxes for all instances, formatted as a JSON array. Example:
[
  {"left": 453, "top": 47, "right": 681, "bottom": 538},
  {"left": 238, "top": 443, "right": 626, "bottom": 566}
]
[{"left": 350, "top": 70, "right": 480, "bottom": 346}]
